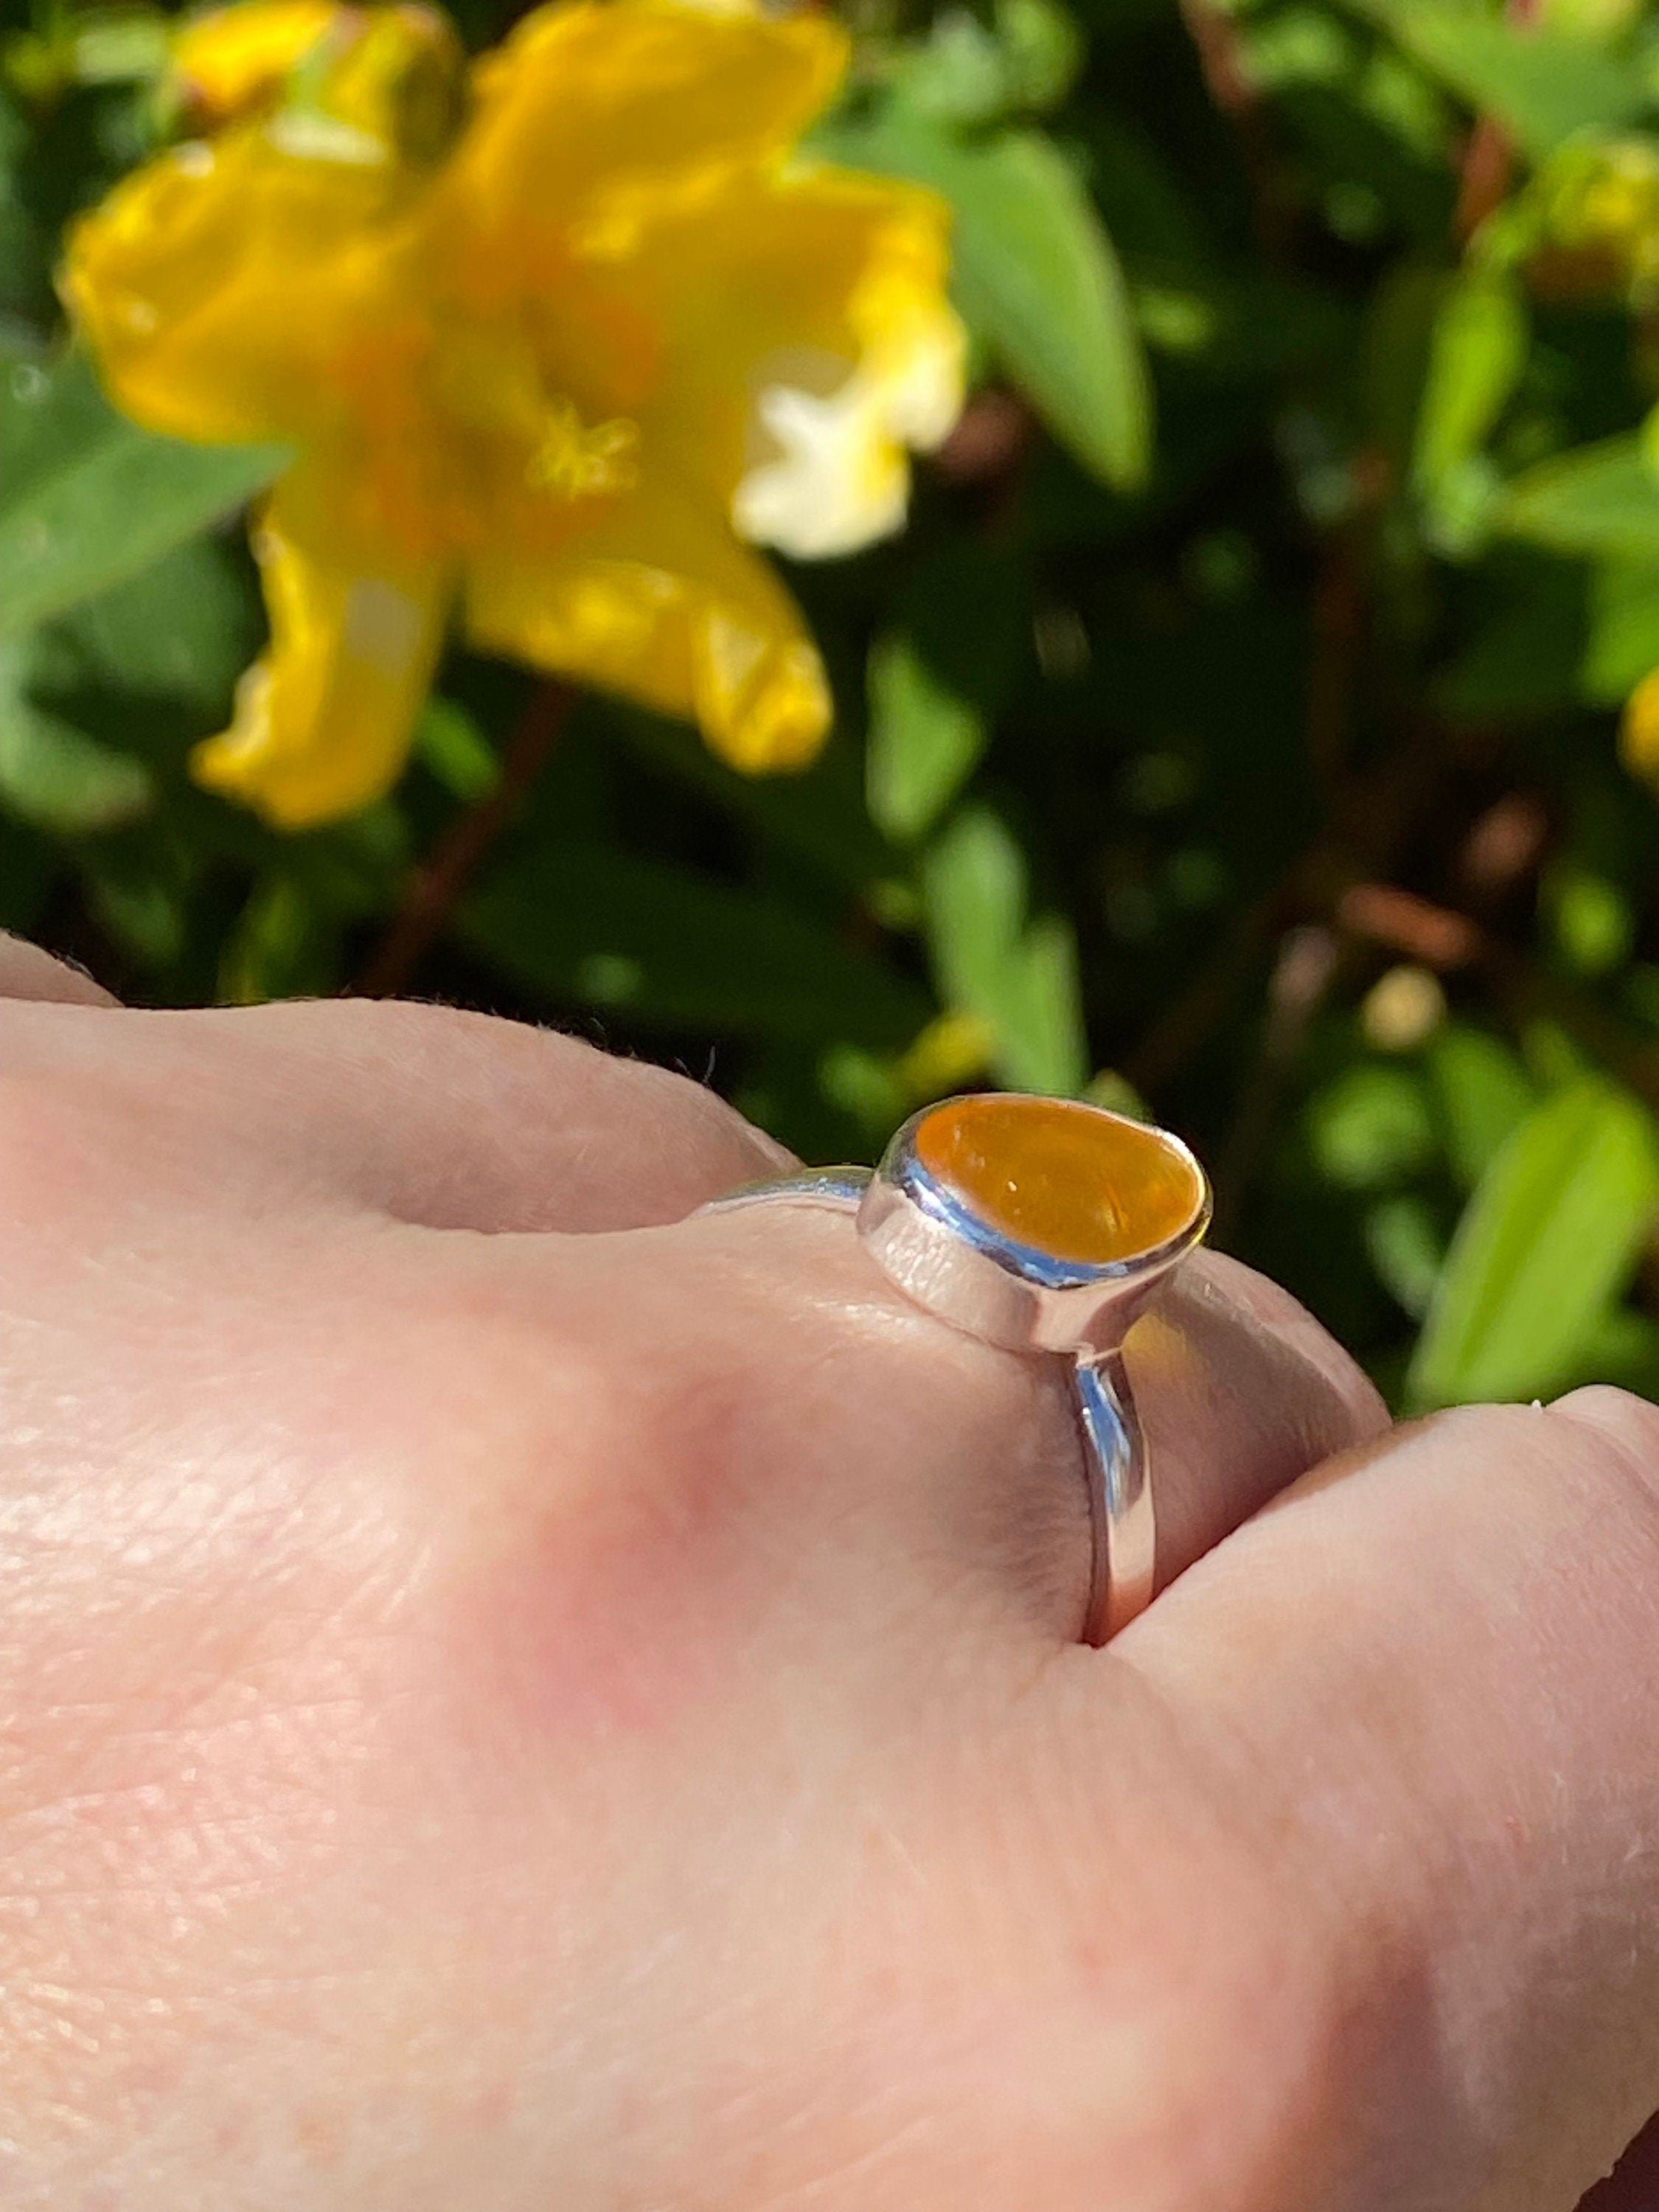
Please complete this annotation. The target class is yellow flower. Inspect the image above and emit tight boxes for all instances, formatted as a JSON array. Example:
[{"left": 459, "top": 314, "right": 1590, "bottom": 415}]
[
  {"left": 1621, "top": 667, "right": 1659, "bottom": 792},
  {"left": 62, "top": 0, "right": 964, "bottom": 827}
]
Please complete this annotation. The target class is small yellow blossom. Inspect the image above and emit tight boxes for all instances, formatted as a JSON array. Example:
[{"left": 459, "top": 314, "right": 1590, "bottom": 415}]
[
  {"left": 1621, "top": 666, "right": 1659, "bottom": 793},
  {"left": 1522, "top": 139, "right": 1659, "bottom": 305},
  {"left": 172, "top": 0, "right": 341, "bottom": 122},
  {"left": 63, "top": 0, "right": 964, "bottom": 827}
]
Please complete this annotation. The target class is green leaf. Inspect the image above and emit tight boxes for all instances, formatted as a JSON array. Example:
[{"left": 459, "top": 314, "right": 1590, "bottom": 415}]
[
  {"left": 1545, "top": 862, "right": 1632, "bottom": 976},
  {"left": 1412, "top": 268, "right": 1528, "bottom": 501},
  {"left": 0, "top": 636, "right": 152, "bottom": 832},
  {"left": 1408, "top": 1077, "right": 1659, "bottom": 1406},
  {"left": 31, "top": 533, "right": 258, "bottom": 717},
  {"left": 1364, "top": 1192, "right": 1446, "bottom": 1319},
  {"left": 867, "top": 540, "right": 1026, "bottom": 842},
  {"left": 1427, "top": 1025, "right": 1537, "bottom": 1189},
  {"left": 891, "top": 0, "right": 1084, "bottom": 124},
  {"left": 818, "top": 104, "right": 1152, "bottom": 490},
  {"left": 0, "top": 351, "right": 287, "bottom": 638},
  {"left": 1582, "top": 556, "right": 1659, "bottom": 701},
  {"left": 866, "top": 633, "right": 986, "bottom": 841},
  {"left": 414, "top": 695, "right": 500, "bottom": 803},
  {"left": 1499, "top": 437, "right": 1659, "bottom": 559},
  {"left": 1307, "top": 1062, "right": 1436, "bottom": 1189},
  {"left": 1369, "top": 2, "right": 1646, "bottom": 156},
  {"left": 218, "top": 875, "right": 339, "bottom": 1004},
  {"left": 921, "top": 804, "right": 1088, "bottom": 1093},
  {"left": 463, "top": 844, "right": 930, "bottom": 1045}
]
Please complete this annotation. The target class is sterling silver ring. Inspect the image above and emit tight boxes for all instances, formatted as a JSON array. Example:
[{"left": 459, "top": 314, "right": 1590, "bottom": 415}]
[{"left": 704, "top": 1092, "right": 1211, "bottom": 1644}]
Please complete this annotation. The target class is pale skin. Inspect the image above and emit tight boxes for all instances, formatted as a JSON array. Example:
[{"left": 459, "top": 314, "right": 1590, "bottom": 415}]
[{"left": 2, "top": 930, "right": 1658, "bottom": 2211}]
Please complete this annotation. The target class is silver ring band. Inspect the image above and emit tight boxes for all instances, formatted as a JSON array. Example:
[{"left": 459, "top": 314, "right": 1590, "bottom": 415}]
[{"left": 703, "top": 1096, "right": 1210, "bottom": 1645}]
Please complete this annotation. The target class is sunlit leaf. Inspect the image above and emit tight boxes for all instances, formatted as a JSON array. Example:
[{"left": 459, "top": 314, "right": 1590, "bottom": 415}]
[
  {"left": 1500, "top": 437, "right": 1659, "bottom": 559},
  {"left": 1427, "top": 1025, "right": 1537, "bottom": 1190},
  {"left": 867, "top": 633, "right": 984, "bottom": 843},
  {"left": 1413, "top": 268, "right": 1527, "bottom": 504},
  {"left": 818, "top": 102, "right": 1152, "bottom": 490},
  {"left": 921, "top": 804, "right": 1088, "bottom": 1093},
  {"left": 1369, "top": 1, "right": 1644, "bottom": 155},
  {"left": 0, "top": 351, "right": 287, "bottom": 638},
  {"left": 1582, "top": 556, "right": 1659, "bottom": 701},
  {"left": 1408, "top": 1078, "right": 1659, "bottom": 1406}
]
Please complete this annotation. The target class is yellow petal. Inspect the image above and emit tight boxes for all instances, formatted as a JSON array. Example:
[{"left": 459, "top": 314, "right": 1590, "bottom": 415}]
[
  {"left": 613, "top": 162, "right": 964, "bottom": 557},
  {"left": 451, "top": 0, "right": 847, "bottom": 254},
  {"left": 193, "top": 465, "right": 449, "bottom": 826},
  {"left": 1621, "top": 667, "right": 1659, "bottom": 792},
  {"left": 173, "top": 0, "right": 340, "bottom": 125},
  {"left": 464, "top": 470, "right": 830, "bottom": 771},
  {"left": 61, "top": 116, "right": 421, "bottom": 446}
]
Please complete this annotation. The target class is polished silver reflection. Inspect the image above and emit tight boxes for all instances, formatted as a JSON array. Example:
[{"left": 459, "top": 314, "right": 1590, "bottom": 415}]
[{"left": 703, "top": 1099, "right": 1208, "bottom": 1646}]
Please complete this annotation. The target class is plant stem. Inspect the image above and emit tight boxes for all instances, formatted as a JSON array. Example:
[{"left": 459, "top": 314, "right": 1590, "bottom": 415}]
[{"left": 353, "top": 680, "right": 571, "bottom": 999}]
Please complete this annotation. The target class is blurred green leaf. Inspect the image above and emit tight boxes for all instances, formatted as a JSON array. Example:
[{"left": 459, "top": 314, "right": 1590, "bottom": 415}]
[
  {"left": 893, "top": 0, "right": 1084, "bottom": 124},
  {"left": 1500, "top": 437, "right": 1659, "bottom": 559},
  {"left": 1581, "top": 556, "right": 1659, "bottom": 701},
  {"left": 1364, "top": 1191, "right": 1446, "bottom": 1318},
  {"left": 1408, "top": 1077, "right": 1659, "bottom": 1405},
  {"left": 29, "top": 534, "right": 256, "bottom": 716},
  {"left": 0, "top": 633, "right": 150, "bottom": 831},
  {"left": 218, "top": 875, "right": 338, "bottom": 1004},
  {"left": 997, "top": 0, "right": 1084, "bottom": 112},
  {"left": 1546, "top": 862, "right": 1633, "bottom": 975},
  {"left": 414, "top": 695, "right": 500, "bottom": 803},
  {"left": 0, "top": 351, "right": 287, "bottom": 637},
  {"left": 1368, "top": 2, "right": 1646, "bottom": 155},
  {"left": 818, "top": 102, "right": 1152, "bottom": 490},
  {"left": 1412, "top": 268, "right": 1527, "bottom": 529},
  {"left": 866, "top": 633, "right": 984, "bottom": 844},
  {"left": 1428, "top": 1026, "right": 1537, "bottom": 1189},
  {"left": 1307, "top": 1062, "right": 1436, "bottom": 1187},
  {"left": 464, "top": 844, "right": 930, "bottom": 1044},
  {"left": 921, "top": 804, "right": 1088, "bottom": 1093},
  {"left": 81, "top": 832, "right": 188, "bottom": 969}
]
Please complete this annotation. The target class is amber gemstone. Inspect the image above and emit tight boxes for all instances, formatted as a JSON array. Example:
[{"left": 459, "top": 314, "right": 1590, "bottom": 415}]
[{"left": 913, "top": 1094, "right": 1203, "bottom": 1265}]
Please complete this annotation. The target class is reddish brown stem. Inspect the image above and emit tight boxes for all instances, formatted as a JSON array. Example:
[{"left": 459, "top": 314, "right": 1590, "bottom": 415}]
[{"left": 353, "top": 680, "right": 571, "bottom": 1000}]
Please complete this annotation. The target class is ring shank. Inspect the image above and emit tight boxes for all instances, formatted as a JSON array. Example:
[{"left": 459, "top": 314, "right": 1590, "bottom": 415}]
[
  {"left": 1074, "top": 1351, "right": 1155, "bottom": 1642},
  {"left": 701, "top": 1165, "right": 1163, "bottom": 1646}
]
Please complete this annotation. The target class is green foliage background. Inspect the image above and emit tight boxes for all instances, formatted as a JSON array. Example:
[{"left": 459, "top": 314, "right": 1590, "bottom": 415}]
[{"left": 9, "top": 0, "right": 1659, "bottom": 1408}]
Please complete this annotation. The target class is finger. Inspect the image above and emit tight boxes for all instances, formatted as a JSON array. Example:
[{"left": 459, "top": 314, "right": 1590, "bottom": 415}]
[
  {"left": 1579, "top": 2114, "right": 1659, "bottom": 2210},
  {"left": 1077, "top": 1388, "right": 1659, "bottom": 2210},
  {"left": 6, "top": 993, "right": 790, "bottom": 1231},
  {"left": 1131, "top": 1248, "right": 1388, "bottom": 1593},
  {"left": 0, "top": 933, "right": 116, "bottom": 1006},
  {"left": 659, "top": 1206, "right": 1385, "bottom": 1642}
]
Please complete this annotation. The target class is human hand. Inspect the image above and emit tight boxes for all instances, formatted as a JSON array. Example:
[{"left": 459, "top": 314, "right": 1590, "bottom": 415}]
[{"left": 2, "top": 933, "right": 1655, "bottom": 2210}]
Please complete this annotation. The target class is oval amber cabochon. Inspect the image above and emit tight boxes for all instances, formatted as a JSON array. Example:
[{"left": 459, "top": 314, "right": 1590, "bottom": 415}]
[{"left": 912, "top": 1095, "right": 1204, "bottom": 1265}]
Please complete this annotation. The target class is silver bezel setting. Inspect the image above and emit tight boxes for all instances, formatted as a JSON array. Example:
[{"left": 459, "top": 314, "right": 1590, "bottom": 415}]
[{"left": 857, "top": 1097, "right": 1211, "bottom": 1361}]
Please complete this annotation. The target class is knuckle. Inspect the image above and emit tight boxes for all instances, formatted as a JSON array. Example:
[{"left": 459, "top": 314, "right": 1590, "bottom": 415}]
[{"left": 1549, "top": 1384, "right": 1659, "bottom": 1496}]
